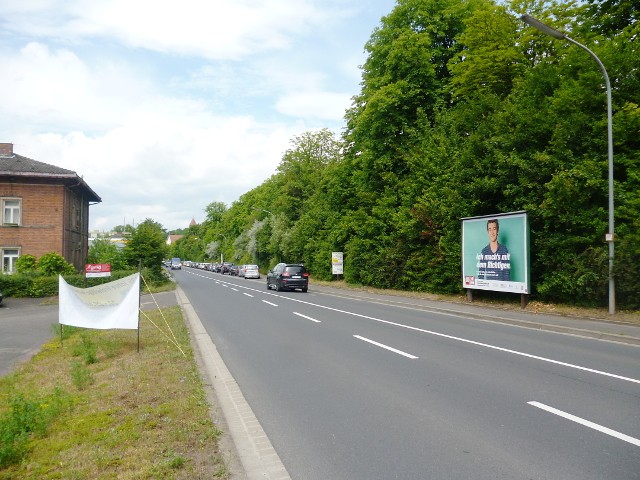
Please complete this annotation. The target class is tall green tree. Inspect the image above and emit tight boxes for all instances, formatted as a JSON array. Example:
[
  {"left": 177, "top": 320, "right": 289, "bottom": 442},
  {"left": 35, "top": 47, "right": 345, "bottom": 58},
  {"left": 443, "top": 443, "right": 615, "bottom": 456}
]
[
  {"left": 339, "top": 0, "right": 480, "bottom": 286},
  {"left": 189, "top": 0, "right": 640, "bottom": 308},
  {"left": 123, "top": 219, "right": 167, "bottom": 275},
  {"left": 448, "top": 3, "right": 526, "bottom": 99},
  {"left": 87, "top": 238, "right": 128, "bottom": 270},
  {"left": 273, "top": 129, "right": 341, "bottom": 221},
  {"left": 582, "top": 0, "right": 639, "bottom": 36}
]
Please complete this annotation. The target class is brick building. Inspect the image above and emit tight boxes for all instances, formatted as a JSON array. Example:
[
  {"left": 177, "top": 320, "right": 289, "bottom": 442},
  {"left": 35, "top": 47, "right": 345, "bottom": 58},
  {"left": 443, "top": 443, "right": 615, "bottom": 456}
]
[{"left": 0, "top": 143, "right": 101, "bottom": 272}]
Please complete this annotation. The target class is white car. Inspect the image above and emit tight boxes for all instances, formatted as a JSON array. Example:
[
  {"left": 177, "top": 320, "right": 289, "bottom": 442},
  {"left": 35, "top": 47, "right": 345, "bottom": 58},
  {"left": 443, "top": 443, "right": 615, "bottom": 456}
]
[{"left": 243, "top": 265, "right": 260, "bottom": 279}]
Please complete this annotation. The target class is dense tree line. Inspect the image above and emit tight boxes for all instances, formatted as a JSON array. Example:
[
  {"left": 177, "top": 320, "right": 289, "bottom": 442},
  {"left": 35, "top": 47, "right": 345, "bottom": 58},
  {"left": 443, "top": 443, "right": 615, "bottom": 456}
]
[{"left": 170, "top": 0, "right": 639, "bottom": 309}]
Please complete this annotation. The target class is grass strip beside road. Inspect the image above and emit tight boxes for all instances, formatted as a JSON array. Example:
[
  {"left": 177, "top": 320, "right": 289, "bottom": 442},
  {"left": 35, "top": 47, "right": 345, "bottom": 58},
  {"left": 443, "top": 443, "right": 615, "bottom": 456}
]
[{"left": 0, "top": 306, "right": 229, "bottom": 479}]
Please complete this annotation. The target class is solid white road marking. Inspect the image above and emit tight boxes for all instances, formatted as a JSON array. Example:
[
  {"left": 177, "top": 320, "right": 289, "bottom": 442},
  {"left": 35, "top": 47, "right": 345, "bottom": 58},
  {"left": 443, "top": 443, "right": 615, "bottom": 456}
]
[
  {"left": 354, "top": 335, "right": 418, "bottom": 359},
  {"left": 293, "top": 312, "right": 321, "bottom": 323},
  {"left": 528, "top": 401, "right": 640, "bottom": 447},
  {"left": 184, "top": 269, "right": 639, "bottom": 385}
]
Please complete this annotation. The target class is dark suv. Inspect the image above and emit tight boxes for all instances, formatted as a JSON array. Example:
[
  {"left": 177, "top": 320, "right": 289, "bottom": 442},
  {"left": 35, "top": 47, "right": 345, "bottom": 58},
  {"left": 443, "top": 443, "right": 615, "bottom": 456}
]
[
  {"left": 266, "top": 263, "right": 309, "bottom": 292},
  {"left": 220, "top": 262, "right": 235, "bottom": 274}
]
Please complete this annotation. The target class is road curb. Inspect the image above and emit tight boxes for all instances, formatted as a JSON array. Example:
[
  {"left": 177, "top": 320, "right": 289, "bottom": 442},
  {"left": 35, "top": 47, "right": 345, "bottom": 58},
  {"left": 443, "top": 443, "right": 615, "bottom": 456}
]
[{"left": 175, "top": 286, "right": 291, "bottom": 480}]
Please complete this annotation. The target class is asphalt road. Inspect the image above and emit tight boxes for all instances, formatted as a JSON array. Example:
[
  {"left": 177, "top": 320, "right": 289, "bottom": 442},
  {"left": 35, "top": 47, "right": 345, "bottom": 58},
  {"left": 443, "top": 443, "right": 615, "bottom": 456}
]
[
  {"left": 2, "top": 274, "right": 639, "bottom": 479},
  {"left": 175, "top": 268, "right": 640, "bottom": 480}
]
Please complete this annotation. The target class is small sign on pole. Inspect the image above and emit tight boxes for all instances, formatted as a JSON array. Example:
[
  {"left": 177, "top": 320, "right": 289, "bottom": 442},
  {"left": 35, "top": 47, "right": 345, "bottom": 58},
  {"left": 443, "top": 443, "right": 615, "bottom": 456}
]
[
  {"left": 85, "top": 263, "right": 112, "bottom": 278},
  {"left": 332, "top": 252, "right": 344, "bottom": 276}
]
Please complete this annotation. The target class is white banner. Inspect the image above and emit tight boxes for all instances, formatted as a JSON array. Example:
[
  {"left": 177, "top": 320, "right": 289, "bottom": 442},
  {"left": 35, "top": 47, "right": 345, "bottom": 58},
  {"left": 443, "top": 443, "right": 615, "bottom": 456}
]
[{"left": 59, "top": 273, "right": 140, "bottom": 330}]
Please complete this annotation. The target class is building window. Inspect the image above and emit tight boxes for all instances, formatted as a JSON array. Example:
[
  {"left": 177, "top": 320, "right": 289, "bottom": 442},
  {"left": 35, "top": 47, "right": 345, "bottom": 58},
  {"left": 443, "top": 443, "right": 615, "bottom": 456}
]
[
  {"left": 2, "top": 248, "right": 20, "bottom": 273},
  {"left": 2, "top": 198, "right": 21, "bottom": 225}
]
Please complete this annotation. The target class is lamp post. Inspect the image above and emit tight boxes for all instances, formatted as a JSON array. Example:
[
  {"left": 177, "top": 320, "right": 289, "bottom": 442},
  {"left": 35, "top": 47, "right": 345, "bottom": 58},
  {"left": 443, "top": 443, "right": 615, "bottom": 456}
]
[
  {"left": 217, "top": 234, "right": 226, "bottom": 264},
  {"left": 521, "top": 14, "right": 615, "bottom": 314},
  {"left": 251, "top": 208, "right": 274, "bottom": 264}
]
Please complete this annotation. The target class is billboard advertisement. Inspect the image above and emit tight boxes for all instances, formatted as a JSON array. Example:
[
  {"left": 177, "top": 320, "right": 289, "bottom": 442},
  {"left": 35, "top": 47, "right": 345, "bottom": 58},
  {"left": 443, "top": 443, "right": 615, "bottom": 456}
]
[{"left": 461, "top": 211, "right": 530, "bottom": 294}]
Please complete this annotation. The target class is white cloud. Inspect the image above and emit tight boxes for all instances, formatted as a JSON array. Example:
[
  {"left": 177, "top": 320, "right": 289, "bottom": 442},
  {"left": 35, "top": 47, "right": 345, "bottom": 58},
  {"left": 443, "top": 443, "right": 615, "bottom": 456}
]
[
  {"left": 0, "top": 0, "right": 397, "bottom": 231},
  {"left": 0, "top": 42, "right": 154, "bottom": 133},
  {"left": 16, "top": 112, "right": 295, "bottom": 230},
  {"left": 1, "top": 0, "right": 329, "bottom": 60},
  {"left": 275, "top": 91, "right": 353, "bottom": 121}
]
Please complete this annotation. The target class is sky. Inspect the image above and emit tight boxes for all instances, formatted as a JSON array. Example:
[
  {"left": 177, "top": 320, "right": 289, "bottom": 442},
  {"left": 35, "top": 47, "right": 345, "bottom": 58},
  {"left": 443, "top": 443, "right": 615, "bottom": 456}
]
[{"left": 0, "top": 0, "right": 397, "bottom": 232}]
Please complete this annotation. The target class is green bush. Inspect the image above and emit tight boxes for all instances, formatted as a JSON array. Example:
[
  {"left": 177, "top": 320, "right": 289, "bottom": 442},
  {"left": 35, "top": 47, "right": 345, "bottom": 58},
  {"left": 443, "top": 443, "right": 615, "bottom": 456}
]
[
  {"left": 15, "top": 254, "right": 37, "bottom": 274},
  {"left": 0, "top": 274, "right": 33, "bottom": 297},
  {"left": 0, "top": 270, "right": 142, "bottom": 298},
  {"left": 140, "top": 267, "right": 170, "bottom": 287},
  {"left": 37, "top": 252, "right": 76, "bottom": 276},
  {"left": 27, "top": 276, "right": 59, "bottom": 297}
]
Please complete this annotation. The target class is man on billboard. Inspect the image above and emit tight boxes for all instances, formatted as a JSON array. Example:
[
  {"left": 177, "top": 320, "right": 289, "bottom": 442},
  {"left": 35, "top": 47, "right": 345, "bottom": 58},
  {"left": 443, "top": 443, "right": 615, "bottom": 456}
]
[{"left": 478, "top": 219, "right": 510, "bottom": 281}]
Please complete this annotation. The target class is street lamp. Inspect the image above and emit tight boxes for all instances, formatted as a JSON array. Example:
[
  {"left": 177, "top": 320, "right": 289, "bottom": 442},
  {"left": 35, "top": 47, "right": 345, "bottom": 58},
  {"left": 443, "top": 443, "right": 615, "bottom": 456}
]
[
  {"left": 251, "top": 207, "right": 276, "bottom": 263},
  {"left": 217, "top": 234, "right": 226, "bottom": 263},
  {"left": 252, "top": 207, "right": 273, "bottom": 216},
  {"left": 521, "top": 14, "right": 615, "bottom": 314}
]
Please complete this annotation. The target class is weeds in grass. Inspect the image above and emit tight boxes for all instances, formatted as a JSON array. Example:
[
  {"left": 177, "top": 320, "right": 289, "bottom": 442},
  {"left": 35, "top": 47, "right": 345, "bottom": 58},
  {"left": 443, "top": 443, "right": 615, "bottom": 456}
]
[
  {"left": 70, "top": 360, "right": 94, "bottom": 390},
  {"left": 213, "top": 455, "right": 229, "bottom": 478},
  {"left": 72, "top": 333, "right": 98, "bottom": 364},
  {"left": 0, "top": 387, "right": 70, "bottom": 468},
  {"left": 52, "top": 323, "right": 81, "bottom": 341},
  {"left": 165, "top": 451, "right": 187, "bottom": 469},
  {"left": 98, "top": 337, "right": 120, "bottom": 359},
  {"left": 0, "top": 306, "right": 230, "bottom": 479}
]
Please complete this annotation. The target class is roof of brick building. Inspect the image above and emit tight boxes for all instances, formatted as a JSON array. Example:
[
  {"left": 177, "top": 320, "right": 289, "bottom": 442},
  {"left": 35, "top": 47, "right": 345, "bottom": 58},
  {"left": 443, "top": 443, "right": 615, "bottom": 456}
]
[{"left": 0, "top": 143, "right": 101, "bottom": 203}]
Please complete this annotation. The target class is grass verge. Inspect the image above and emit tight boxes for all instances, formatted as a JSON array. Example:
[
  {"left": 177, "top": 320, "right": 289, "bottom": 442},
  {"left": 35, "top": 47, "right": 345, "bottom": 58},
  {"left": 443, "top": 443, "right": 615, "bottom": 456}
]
[{"left": 0, "top": 306, "right": 229, "bottom": 479}]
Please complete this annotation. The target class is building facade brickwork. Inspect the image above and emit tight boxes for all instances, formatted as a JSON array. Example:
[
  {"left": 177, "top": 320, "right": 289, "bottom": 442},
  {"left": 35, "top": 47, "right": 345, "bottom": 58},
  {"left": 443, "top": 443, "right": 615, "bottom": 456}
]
[{"left": 0, "top": 143, "right": 101, "bottom": 272}]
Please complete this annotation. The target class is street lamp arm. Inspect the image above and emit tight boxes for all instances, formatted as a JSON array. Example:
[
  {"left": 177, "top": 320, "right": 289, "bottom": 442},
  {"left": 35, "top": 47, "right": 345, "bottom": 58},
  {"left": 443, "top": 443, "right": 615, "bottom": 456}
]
[
  {"left": 252, "top": 207, "right": 273, "bottom": 215},
  {"left": 520, "top": 14, "right": 565, "bottom": 39},
  {"left": 520, "top": 13, "right": 615, "bottom": 314}
]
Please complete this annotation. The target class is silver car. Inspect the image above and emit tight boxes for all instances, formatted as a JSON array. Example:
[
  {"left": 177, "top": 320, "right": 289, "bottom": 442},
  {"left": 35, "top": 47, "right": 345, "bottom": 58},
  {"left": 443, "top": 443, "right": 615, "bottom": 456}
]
[{"left": 243, "top": 264, "right": 260, "bottom": 279}]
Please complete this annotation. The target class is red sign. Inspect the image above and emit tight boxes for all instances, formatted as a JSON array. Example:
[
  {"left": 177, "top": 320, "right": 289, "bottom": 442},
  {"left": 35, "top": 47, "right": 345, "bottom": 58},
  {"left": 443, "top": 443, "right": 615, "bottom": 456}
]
[{"left": 85, "top": 264, "right": 111, "bottom": 277}]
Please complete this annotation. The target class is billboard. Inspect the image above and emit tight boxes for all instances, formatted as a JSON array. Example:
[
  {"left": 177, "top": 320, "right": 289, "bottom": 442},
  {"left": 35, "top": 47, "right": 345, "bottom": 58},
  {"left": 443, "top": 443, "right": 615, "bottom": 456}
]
[{"left": 461, "top": 211, "right": 530, "bottom": 294}]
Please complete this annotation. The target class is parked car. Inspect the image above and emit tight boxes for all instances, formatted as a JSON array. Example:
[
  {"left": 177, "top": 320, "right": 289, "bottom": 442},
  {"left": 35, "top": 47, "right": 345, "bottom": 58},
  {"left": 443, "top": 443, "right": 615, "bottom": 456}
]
[
  {"left": 229, "top": 265, "right": 239, "bottom": 276},
  {"left": 266, "top": 263, "right": 309, "bottom": 292},
  {"left": 220, "top": 262, "right": 234, "bottom": 274},
  {"left": 243, "top": 265, "right": 260, "bottom": 279}
]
